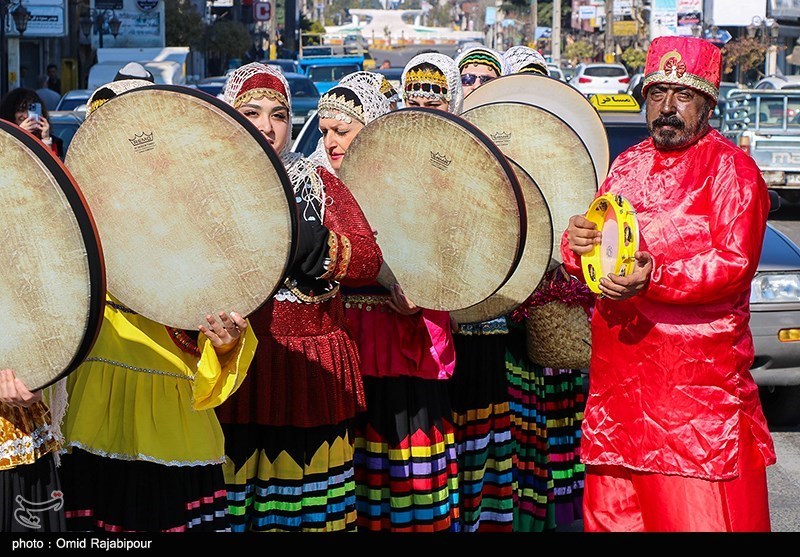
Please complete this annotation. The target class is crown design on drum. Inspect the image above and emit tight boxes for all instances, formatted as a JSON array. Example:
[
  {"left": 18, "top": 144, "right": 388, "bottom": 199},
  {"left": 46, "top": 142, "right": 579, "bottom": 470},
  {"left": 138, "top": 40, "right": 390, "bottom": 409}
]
[
  {"left": 430, "top": 151, "right": 452, "bottom": 170},
  {"left": 128, "top": 132, "right": 154, "bottom": 146},
  {"left": 490, "top": 131, "right": 511, "bottom": 143}
]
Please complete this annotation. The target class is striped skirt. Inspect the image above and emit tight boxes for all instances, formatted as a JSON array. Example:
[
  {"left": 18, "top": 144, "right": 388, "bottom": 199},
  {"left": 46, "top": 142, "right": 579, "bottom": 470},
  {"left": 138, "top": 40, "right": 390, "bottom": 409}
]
[
  {"left": 353, "top": 376, "right": 460, "bottom": 532},
  {"left": 449, "top": 334, "right": 516, "bottom": 532},
  {"left": 59, "top": 448, "right": 228, "bottom": 532},
  {"left": 221, "top": 422, "right": 358, "bottom": 532}
]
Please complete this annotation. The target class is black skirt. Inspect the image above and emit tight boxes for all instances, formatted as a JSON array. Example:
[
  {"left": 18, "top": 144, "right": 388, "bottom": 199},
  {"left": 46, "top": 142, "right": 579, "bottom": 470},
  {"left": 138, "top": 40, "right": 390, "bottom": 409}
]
[{"left": 0, "top": 453, "right": 66, "bottom": 532}]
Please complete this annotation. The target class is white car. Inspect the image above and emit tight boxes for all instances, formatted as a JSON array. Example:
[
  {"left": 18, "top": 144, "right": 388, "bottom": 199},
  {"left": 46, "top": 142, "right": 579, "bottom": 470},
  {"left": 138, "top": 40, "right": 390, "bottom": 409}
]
[
  {"left": 754, "top": 75, "right": 800, "bottom": 90},
  {"left": 547, "top": 64, "right": 566, "bottom": 81},
  {"left": 571, "top": 63, "right": 630, "bottom": 97}
]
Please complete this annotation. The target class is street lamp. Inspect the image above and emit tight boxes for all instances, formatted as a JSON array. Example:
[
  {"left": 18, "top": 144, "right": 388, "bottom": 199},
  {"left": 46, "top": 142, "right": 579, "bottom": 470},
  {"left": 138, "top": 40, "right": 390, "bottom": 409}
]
[
  {"left": 1, "top": 0, "right": 30, "bottom": 97},
  {"left": 80, "top": 9, "right": 121, "bottom": 49},
  {"left": 747, "top": 16, "right": 780, "bottom": 77}
]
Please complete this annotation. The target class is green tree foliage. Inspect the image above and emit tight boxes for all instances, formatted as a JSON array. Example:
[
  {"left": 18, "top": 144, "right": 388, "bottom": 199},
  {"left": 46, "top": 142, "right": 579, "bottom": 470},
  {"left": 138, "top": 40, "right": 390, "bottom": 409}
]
[
  {"left": 563, "top": 39, "right": 596, "bottom": 65},
  {"left": 621, "top": 46, "right": 646, "bottom": 72},
  {"left": 722, "top": 37, "right": 766, "bottom": 77},
  {"left": 164, "top": 0, "right": 205, "bottom": 48},
  {"left": 207, "top": 20, "right": 253, "bottom": 61}
]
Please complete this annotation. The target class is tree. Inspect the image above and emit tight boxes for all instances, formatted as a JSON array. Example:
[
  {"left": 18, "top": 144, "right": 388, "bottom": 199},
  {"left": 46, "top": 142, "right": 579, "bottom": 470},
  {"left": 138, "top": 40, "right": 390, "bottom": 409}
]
[
  {"left": 165, "top": 0, "right": 205, "bottom": 48},
  {"left": 207, "top": 21, "right": 253, "bottom": 66},
  {"left": 563, "top": 39, "right": 596, "bottom": 65},
  {"left": 620, "top": 46, "right": 646, "bottom": 72},
  {"left": 722, "top": 37, "right": 766, "bottom": 79}
]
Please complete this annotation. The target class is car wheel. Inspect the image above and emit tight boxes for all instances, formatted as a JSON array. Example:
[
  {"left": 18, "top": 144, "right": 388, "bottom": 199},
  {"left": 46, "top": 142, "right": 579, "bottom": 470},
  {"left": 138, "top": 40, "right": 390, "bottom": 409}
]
[{"left": 759, "top": 385, "right": 800, "bottom": 427}]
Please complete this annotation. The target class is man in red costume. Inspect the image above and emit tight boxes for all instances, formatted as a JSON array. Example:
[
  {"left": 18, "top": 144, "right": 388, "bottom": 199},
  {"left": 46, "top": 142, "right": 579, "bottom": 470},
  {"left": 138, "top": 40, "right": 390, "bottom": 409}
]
[{"left": 561, "top": 36, "right": 775, "bottom": 532}]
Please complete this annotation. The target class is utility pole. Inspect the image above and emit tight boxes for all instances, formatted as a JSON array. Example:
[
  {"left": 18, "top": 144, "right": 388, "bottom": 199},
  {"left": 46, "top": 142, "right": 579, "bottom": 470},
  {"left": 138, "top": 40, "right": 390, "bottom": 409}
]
[
  {"left": 530, "top": 0, "right": 537, "bottom": 49},
  {"left": 552, "top": 0, "right": 561, "bottom": 67},
  {"left": 604, "top": 0, "right": 615, "bottom": 63}
]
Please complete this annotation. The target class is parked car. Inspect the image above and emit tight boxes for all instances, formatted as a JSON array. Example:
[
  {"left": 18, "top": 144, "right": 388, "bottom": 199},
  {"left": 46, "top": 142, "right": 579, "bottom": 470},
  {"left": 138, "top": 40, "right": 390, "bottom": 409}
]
[
  {"left": 754, "top": 75, "right": 800, "bottom": 90},
  {"left": 261, "top": 58, "right": 300, "bottom": 74},
  {"left": 709, "top": 81, "right": 740, "bottom": 129},
  {"left": 571, "top": 63, "right": 630, "bottom": 97},
  {"left": 55, "top": 88, "right": 94, "bottom": 112},
  {"left": 292, "top": 110, "right": 321, "bottom": 156},
  {"left": 283, "top": 71, "right": 321, "bottom": 137},
  {"left": 48, "top": 109, "right": 87, "bottom": 156},
  {"left": 598, "top": 102, "right": 800, "bottom": 426},
  {"left": 304, "top": 62, "right": 362, "bottom": 94},
  {"left": 547, "top": 64, "right": 566, "bottom": 81}
]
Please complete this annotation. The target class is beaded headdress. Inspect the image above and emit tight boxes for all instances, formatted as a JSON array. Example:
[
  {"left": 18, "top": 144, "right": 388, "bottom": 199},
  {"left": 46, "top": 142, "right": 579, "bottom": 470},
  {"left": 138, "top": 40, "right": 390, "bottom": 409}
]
[
  {"left": 455, "top": 46, "right": 508, "bottom": 77},
  {"left": 503, "top": 45, "right": 549, "bottom": 76},
  {"left": 401, "top": 52, "right": 464, "bottom": 114}
]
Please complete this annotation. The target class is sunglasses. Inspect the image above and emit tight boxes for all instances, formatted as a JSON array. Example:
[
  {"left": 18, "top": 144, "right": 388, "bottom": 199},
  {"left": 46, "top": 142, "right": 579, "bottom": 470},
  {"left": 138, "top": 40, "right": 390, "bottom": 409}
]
[{"left": 461, "top": 74, "right": 496, "bottom": 86}]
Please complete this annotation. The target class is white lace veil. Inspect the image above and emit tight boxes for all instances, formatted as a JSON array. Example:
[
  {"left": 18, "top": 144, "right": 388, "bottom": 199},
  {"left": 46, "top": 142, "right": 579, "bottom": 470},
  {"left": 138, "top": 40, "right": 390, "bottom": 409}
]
[
  {"left": 309, "top": 71, "right": 393, "bottom": 175},
  {"left": 223, "top": 62, "right": 326, "bottom": 218},
  {"left": 503, "top": 45, "right": 549, "bottom": 75},
  {"left": 401, "top": 52, "right": 464, "bottom": 114}
]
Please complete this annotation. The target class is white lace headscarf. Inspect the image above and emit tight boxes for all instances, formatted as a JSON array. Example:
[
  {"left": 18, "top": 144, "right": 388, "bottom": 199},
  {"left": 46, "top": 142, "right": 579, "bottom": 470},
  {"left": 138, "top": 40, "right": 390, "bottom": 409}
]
[
  {"left": 454, "top": 45, "right": 510, "bottom": 78},
  {"left": 309, "top": 71, "right": 393, "bottom": 174},
  {"left": 401, "top": 52, "right": 464, "bottom": 114},
  {"left": 503, "top": 45, "right": 549, "bottom": 76},
  {"left": 86, "top": 78, "right": 154, "bottom": 117},
  {"left": 223, "top": 62, "right": 326, "bottom": 221}
]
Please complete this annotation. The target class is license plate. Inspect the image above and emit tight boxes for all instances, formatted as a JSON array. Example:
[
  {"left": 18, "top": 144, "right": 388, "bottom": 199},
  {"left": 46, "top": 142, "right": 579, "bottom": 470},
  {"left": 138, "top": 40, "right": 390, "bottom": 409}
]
[
  {"left": 787, "top": 174, "right": 800, "bottom": 185},
  {"left": 292, "top": 116, "right": 305, "bottom": 125}
]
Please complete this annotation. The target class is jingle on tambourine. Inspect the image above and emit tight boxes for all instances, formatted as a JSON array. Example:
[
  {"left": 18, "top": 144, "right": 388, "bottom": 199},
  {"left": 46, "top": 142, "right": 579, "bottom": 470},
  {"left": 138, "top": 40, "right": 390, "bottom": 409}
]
[{"left": 581, "top": 193, "right": 639, "bottom": 294}]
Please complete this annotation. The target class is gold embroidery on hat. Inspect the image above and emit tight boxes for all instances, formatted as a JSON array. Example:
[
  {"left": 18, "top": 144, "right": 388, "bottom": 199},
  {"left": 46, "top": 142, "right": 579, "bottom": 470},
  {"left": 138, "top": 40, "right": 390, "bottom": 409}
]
[
  {"left": 317, "top": 91, "right": 365, "bottom": 124},
  {"left": 234, "top": 88, "right": 288, "bottom": 110},
  {"left": 658, "top": 50, "right": 682, "bottom": 72},
  {"left": 405, "top": 67, "right": 448, "bottom": 90}
]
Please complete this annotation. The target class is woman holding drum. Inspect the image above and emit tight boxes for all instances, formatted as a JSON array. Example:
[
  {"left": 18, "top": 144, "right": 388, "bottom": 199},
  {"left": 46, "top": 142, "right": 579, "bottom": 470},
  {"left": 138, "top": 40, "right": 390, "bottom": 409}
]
[
  {"left": 214, "top": 63, "right": 384, "bottom": 532},
  {"left": 314, "top": 67, "right": 460, "bottom": 532}
]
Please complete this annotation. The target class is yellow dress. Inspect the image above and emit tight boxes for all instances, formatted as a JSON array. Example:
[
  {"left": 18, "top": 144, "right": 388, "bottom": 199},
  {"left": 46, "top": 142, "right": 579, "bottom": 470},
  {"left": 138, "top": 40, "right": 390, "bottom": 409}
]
[{"left": 62, "top": 294, "right": 257, "bottom": 465}]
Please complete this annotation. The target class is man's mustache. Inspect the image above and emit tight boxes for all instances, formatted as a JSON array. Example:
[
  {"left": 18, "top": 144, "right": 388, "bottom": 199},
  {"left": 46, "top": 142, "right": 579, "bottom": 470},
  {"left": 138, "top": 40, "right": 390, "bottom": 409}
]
[{"left": 653, "top": 115, "right": 685, "bottom": 129}]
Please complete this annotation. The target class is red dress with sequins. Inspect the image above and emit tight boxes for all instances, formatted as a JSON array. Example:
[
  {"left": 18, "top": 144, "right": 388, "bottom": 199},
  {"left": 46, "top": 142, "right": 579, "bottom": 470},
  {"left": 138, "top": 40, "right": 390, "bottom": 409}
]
[{"left": 216, "top": 167, "right": 383, "bottom": 428}]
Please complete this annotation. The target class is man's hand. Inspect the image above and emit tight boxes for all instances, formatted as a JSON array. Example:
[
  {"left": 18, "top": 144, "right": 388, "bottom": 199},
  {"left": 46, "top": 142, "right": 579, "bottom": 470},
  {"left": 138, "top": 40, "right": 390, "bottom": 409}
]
[
  {"left": 598, "top": 251, "right": 653, "bottom": 301},
  {"left": 566, "top": 214, "right": 601, "bottom": 256}
]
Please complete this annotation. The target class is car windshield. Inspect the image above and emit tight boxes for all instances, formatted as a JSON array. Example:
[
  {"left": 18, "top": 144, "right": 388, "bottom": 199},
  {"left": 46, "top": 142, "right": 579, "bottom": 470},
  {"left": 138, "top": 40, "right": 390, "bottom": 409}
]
[
  {"left": 585, "top": 66, "right": 627, "bottom": 78},
  {"left": 289, "top": 78, "right": 319, "bottom": 98},
  {"left": 308, "top": 65, "right": 360, "bottom": 82}
]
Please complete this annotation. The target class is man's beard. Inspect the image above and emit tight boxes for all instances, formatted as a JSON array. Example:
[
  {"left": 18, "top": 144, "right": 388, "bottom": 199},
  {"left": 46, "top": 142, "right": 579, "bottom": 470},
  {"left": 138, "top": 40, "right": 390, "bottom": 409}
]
[{"left": 648, "top": 110, "right": 709, "bottom": 150}]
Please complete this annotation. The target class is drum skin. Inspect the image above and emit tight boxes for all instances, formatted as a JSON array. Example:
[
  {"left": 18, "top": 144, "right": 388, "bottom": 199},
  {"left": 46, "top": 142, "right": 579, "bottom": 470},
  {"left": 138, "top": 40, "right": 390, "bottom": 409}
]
[
  {"left": 65, "top": 86, "right": 296, "bottom": 330},
  {"left": 462, "top": 73, "right": 610, "bottom": 188},
  {"left": 339, "top": 107, "right": 526, "bottom": 312},
  {"left": 0, "top": 121, "right": 105, "bottom": 391},
  {"left": 451, "top": 158, "right": 552, "bottom": 324},
  {"left": 462, "top": 101, "right": 597, "bottom": 264}
]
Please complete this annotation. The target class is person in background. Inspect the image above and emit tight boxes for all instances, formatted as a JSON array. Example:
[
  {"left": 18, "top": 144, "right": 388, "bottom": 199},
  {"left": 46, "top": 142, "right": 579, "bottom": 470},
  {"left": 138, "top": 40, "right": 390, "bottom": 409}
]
[
  {"left": 215, "top": 63, "right": 384, "bottom": 532},
  {"left": 46, "top": 64, "right": 61, "bottom": 95},
  {"left": 562, "top": 35, "right": 774, "bottom": 532},
  {"left": 454, "top": 45, "right": 508, "bottom": 98},
  {"left": 0, "top": 370, "right": 66, "bottom": 532},
  {"left": 379, "top": 59, "right": 391, "bottom": 69},
  {"left": 314, "top": 71, "right": 460, "bottom": 532},
  {"left": 36, "top": 75, "right": 61, "bottom": 112},
  {"left": 0, "top": 87, "right": 63, "bottom": 159}
]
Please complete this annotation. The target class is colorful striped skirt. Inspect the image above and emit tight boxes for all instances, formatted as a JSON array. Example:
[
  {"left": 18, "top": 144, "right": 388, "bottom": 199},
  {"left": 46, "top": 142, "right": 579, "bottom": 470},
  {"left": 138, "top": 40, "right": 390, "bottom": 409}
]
[
  {"left": 221, "top": 422, "right": 358, "bottom": 532},
  {"left": 449, "top": 333, "right": 516, "bottom": 532},
  {"left": 353, "top": 375, "right": 460, "bottom": 532}
]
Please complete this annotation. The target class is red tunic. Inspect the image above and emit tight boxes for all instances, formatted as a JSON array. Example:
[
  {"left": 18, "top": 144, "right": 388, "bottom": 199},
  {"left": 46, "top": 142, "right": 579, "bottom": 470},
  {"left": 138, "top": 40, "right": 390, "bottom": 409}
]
[
  {"left": 216, "top": 167, "right": 383, "bottom": 428},
  {"left": 560, "top": 129, "right": 776, "bottom": 480}
]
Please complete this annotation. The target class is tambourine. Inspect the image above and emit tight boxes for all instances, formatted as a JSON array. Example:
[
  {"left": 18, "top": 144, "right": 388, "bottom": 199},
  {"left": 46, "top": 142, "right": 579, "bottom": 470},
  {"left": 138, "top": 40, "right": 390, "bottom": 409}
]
[{"left": 581, "top": 193, "right": 639, "bottom": 294}]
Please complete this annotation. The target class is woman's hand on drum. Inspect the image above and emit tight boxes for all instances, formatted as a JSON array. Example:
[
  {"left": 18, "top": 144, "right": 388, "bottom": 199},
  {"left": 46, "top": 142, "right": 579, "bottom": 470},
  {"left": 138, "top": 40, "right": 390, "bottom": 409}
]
[
  {"left": 0, "top": 369, "right": 42, "bottom": 408},
  {"left": 566, "top": 214, "right": 602, "bottom": 256},
  {"left": 387, "top": 283, "right": 422, "bottom": 316},
  {"left": 598, "top": 251, "right": 653, "bottom": 301},
  {"left": 199, "top": 311, "right": 248, "bottom": 355}
]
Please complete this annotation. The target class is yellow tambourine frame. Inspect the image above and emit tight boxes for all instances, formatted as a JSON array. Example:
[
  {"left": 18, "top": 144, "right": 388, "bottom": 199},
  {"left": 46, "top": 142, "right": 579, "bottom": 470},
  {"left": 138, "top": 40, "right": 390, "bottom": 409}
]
[{"left": 581, "top": 193, "right": 639, "bottom": 294}]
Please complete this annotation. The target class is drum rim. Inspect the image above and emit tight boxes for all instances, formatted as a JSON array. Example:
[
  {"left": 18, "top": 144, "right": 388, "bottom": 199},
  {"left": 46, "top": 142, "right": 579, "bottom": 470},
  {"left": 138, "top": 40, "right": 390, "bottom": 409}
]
[
  {"left": 0, "top": 120, "right": 107, "bottom": 390},
  {"left": 581, "top": 192, "right": 640, "bottom": 294},
  {"left": 82, "top": 84, "right": 300, "bottom": 327},
  {"left": 461, "top": 73, "right": 610, "bottom": 188}
]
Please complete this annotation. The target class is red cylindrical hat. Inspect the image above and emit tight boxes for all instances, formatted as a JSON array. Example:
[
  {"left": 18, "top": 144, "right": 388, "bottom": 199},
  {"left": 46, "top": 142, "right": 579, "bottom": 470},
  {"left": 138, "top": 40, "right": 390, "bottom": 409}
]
[{"left": 642, "top": 36, "right": 721, "bottom": 101}]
